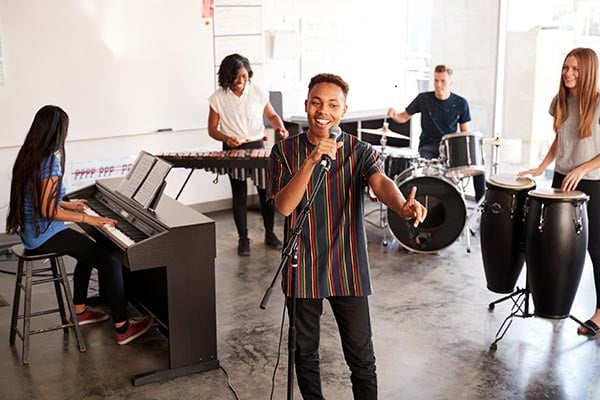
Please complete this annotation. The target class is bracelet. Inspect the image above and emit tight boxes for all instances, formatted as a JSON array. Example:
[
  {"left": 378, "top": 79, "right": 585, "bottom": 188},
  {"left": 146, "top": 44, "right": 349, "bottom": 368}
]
[{"left": 82, "top": 214, "right": 86, "bottom": 223}]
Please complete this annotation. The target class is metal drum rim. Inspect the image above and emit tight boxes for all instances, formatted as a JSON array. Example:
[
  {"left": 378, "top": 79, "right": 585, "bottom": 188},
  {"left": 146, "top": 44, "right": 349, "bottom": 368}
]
[{"left": 440, "top": 131, "right": 484, "bottom": 141}]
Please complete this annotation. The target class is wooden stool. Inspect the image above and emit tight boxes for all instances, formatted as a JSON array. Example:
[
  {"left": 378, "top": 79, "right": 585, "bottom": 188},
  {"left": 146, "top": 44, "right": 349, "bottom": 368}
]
[{"left": 9, "top": 244, "right": 86, "bottom": 364}]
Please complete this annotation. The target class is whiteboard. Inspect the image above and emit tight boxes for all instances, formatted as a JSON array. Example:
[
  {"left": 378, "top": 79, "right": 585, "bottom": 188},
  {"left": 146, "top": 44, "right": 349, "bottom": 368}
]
[{"left": 0, "top": 0, "right": 215, "bottom": 147}]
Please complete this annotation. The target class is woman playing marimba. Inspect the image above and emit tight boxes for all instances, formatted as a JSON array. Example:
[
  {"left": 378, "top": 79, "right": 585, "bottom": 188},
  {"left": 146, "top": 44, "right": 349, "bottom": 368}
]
[{"left": 208, "top": 53, "right": 288, "bottom": 256}]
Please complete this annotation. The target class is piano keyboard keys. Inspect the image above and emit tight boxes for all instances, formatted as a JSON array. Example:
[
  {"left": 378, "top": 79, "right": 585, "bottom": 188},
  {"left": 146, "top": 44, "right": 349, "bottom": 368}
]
[{"left": 83, "top": 207, "right": 136, "bottom": 248}]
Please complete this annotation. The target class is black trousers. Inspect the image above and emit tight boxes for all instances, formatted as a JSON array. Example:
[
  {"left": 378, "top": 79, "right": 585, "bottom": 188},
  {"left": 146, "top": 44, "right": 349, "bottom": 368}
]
[
  {"left": 224, "top": 140, "right": 275, "bottom": 239},
  {"left": 552, "top": 173, "right": 600, "bottom": 308},
  {"left": 34, "top": 228, "right": 128, "bottom": 323},
  {"left": 287, "top": 296, "right": 377, "bottom": 400},
  {"left": 419, "top": 142, "right": 486, "bottom": 201}
]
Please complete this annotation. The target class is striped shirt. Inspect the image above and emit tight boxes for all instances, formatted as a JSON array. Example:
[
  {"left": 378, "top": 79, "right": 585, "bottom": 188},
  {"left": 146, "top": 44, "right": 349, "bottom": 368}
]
[{"left": 268, "top": 131, "right": 384, "bottom": 298}]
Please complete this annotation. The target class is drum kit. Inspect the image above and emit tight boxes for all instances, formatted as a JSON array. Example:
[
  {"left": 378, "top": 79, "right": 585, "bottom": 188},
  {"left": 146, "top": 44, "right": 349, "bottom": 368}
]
[
  {"left": 366, "top": 128, "right": 485, "bottom": 253},
  {"left": 481, "top": 175, "right": 589, "bottom": 349}
]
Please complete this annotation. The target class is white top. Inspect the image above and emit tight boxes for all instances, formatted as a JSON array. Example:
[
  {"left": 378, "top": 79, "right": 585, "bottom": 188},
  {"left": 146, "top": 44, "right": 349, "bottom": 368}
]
[
  {"left": 550, "top": 94, "right": 600, "bottom": 180},
  {"left": 208, "top": 82, "right": 269, "bottom": 142}
]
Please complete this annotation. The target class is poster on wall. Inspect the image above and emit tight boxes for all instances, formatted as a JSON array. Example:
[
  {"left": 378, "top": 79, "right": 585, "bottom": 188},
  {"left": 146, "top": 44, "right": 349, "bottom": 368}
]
[
  {"left": 202, "top": 0, "right": 214, "bottom": 18},
  {"left": 67, "top": 156, "right": 135, "bottom": 189}
]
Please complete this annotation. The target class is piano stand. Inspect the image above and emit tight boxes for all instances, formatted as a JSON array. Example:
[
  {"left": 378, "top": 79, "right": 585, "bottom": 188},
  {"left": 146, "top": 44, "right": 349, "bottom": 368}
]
[
  {"left": 68, "top": 178, "right": 219, "bottom": 386},
  {"left": 132, "top": 360, "right": 220, "bottom": 386}
]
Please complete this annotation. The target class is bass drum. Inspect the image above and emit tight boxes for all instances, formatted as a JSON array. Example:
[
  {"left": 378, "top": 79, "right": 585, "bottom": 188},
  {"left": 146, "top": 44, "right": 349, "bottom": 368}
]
[{"left": 387, "top": 169, "right": 466, "bottom": 253}]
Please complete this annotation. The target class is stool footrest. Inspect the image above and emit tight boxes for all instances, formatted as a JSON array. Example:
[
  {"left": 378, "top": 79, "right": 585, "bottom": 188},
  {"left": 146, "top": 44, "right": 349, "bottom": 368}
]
[
  {"left": 16, "top": 308, "right": 62, "bottom": 319},
  {"left": 13, "top": 322, "right": 78, "bottom": 338},
  {"left": 29, "top": 323, "right": 78, "bottom": 335},
  {"left": 30, "top": 276, "right": 64, "bottom": 286}
]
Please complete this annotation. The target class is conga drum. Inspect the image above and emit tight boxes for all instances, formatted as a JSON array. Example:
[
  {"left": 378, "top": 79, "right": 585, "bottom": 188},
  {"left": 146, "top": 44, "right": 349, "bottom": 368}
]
[
  {"left": 525, "top": 189, "right": 589, "bottom": 318},
  {"left": 480, "top": 174, "right": 535, "bottom": 293}
]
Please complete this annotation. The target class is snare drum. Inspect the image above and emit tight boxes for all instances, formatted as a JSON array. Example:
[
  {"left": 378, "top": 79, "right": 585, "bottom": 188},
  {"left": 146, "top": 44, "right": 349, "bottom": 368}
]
[
  {"left": 480, "top": 174, "right": 535, "bottom": 293},
  {"left": 373, "top": 146, "right": 419, "bottom": 179},
  {"left": 525, "top": 188, "right": 589, "bottom": 318},
  {"left": 387, "top": 167, "right": 466, "bottom": 253},
  {"left": 439, "top": 132, "right": 485, "bottom": 178}
]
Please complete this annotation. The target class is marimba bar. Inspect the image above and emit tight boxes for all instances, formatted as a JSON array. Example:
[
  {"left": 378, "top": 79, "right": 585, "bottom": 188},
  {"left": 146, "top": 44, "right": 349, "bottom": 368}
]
[{"left": 158, "top": 149, "right": 270, "bottom": 190}]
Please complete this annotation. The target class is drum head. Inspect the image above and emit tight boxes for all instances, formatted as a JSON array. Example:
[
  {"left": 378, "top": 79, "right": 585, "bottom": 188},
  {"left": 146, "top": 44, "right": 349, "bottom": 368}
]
[
  {"left": 528, "top": 188, "right": 588, "bottom": 201},
  {"left": 387, "top": 174, "right": 466, "bottom": 253},
  {"left": 488, "top": 174, "right": 535, "bottom": 190}
]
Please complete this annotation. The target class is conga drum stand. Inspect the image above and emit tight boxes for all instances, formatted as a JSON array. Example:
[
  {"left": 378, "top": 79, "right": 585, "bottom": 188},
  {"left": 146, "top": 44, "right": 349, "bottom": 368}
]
[
  {"left": 488, "top": 284, "right": 587, "bottom": 350},
  {"left": 488, "top": 285, "right": 532, "bottom": 350}
]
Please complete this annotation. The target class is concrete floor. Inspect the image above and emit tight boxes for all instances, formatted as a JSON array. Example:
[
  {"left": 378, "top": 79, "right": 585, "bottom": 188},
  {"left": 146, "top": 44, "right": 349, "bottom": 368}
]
[{"left": 1, "top": 197, "right": 600, "bottom": 400}]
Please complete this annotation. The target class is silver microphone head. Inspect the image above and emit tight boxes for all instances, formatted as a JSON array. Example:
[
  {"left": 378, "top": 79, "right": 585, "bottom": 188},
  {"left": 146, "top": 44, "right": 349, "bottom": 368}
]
[{"left": 329, "top": 126, "right": 342, "bottom": 140}]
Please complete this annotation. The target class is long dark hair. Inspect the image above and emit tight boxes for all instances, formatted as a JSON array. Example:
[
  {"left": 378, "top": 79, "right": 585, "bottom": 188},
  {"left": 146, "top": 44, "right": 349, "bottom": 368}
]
[
  {"left": 217, "top": 53, "right": 253, "bottom": 91},
  {"left": 6, "top": 105, "right": 69, "bottom": 235}
]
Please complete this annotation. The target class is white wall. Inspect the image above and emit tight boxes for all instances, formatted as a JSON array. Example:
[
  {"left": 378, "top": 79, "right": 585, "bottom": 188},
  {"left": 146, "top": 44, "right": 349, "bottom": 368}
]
[
  {"left": 430, "top": 0, "right": 501, "bottom": 138},
  {"left": 261, "top": 0, "right": 409, "bottom": 117}
]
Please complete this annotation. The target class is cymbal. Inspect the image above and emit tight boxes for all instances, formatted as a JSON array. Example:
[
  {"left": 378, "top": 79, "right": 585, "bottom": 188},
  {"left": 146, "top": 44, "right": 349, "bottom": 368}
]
[
  {"left": 359, "top": 127, "right": 410, "bottom": 140},
  {"left": 482, "top": 137, "right": 518, "bottom": 146}
]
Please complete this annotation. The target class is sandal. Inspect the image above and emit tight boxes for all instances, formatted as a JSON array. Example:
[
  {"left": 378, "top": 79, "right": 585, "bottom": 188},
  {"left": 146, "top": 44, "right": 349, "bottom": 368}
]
[{"left": 578, "top": 319, "right": 600, "bottom": 337}]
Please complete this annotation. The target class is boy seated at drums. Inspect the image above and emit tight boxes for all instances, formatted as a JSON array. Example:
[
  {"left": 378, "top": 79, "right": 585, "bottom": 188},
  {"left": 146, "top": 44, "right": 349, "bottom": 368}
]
[{"left": 388, "top": 64, "right": 486, "bottom": 202}]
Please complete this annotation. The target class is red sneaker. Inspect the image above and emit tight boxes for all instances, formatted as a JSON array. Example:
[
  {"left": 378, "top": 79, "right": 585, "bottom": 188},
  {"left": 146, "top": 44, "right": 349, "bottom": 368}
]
[
  {"left": 76, "top": 307, "right": 110, "bottom": 326},
  {"left": 115, "top": 316, "right": 153, "bottom": 345}
]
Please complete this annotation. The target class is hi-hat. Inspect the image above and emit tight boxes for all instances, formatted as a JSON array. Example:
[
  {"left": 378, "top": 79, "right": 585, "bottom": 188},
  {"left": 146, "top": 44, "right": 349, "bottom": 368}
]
[
  {"left": 483, "top": 136, "right": 518, "bottom": 146},
  {"left": 359, "top": 127, "right": 410, "bottom": 140}
]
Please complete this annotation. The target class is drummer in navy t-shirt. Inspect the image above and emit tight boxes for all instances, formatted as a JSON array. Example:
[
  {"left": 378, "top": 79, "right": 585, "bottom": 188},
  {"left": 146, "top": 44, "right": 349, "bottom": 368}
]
[{"left": 387, "top": 64, "right": 485, "bottom": 202}]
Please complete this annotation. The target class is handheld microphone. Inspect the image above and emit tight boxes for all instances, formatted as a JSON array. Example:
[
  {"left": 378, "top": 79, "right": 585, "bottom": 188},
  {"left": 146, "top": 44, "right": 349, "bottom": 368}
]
[{"left": 320, "top": 126, "right": 342, "bottom": 165}]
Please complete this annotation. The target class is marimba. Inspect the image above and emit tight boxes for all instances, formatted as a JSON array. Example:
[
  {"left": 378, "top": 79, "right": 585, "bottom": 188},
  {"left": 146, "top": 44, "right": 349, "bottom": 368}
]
[{"left": 158, "top": 149, "right": 270, "bottom": 199}]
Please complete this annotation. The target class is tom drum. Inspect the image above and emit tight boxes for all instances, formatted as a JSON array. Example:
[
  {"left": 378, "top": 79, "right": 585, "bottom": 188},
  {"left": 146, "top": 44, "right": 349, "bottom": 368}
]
[{"left": 439, "top": 132, "right": 485, "bottom": 178}]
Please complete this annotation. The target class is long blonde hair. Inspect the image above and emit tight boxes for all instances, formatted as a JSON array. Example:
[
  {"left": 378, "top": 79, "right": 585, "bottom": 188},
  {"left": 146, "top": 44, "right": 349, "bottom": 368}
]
[{"left": 553, "top": 47, "right": 599, "bottom": 138}]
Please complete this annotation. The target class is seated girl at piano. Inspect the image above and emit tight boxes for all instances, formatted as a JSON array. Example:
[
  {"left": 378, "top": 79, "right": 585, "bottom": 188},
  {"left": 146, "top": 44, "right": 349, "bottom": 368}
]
[
  {"left": 208, "top": 53, "right": 288, "bottom": 256},
  {"left": 6, "top": 105, "right": 152, "bottom": 345}
]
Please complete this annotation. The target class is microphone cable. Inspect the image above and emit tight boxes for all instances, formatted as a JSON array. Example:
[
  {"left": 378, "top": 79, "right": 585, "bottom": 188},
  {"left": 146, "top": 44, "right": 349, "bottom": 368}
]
[
  {"left": 269, "top": 296, "right": 288, "bottom": 400},
  {"left": 219, "top": 363, "right": 241, "bottom": 400}
]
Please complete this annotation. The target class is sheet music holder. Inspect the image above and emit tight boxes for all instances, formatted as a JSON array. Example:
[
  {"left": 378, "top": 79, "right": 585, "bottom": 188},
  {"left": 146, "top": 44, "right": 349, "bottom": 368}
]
[{"left": 117, "top": 150, "right": 172, "bottom": 210}]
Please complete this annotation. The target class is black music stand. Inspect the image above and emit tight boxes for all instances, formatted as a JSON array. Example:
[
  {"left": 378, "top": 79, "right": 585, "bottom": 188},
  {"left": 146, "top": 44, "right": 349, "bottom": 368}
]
[{"left": 260, "top": 157, "right": 333, "bottom": 400}]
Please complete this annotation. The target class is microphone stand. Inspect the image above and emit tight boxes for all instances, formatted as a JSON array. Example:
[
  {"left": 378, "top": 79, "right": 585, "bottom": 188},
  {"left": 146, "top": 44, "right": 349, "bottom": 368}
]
[{"left": 260, "top": 157, "right": 333, "bottom": 400}]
